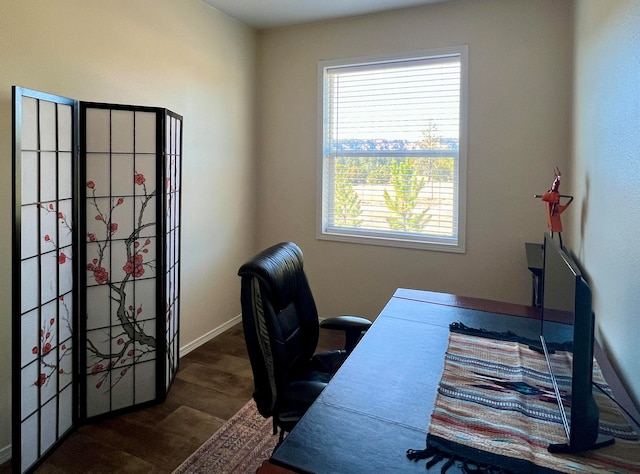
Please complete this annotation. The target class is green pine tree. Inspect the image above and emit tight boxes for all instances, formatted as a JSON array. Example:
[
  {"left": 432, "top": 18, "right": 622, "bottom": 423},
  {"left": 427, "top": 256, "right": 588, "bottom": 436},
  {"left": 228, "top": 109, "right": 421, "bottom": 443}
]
[
  {"left": 334, "top": 161, "right": 362, "bottom": 228},
  {"left": 383, "top": 159, "right": 431, "bottom": 232}
]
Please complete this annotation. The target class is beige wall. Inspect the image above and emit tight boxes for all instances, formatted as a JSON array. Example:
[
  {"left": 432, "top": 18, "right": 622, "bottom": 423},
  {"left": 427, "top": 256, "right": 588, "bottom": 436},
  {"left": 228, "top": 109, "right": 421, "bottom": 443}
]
[
  {"left": 11, "top": 0, "right": 640, "bottom": 463},
  {"left": 256, "top": 0, "right": 573, "bottom": 320},
  {"left": 0, "top": 0, "right": 257, "bottom": 456},
  {"left": 571, "top": 0, "right": 640, "bottom": 409}
]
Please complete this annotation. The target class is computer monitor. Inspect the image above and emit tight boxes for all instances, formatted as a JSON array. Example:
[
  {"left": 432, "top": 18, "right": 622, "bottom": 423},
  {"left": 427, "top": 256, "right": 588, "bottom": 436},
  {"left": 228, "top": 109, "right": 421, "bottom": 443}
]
[{"left": 540, "top": 233, "right": 613, "bottom": 452}]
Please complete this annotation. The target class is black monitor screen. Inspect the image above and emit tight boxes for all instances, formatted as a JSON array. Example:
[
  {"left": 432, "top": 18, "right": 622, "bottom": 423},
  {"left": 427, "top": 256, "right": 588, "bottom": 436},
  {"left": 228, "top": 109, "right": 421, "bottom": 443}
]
[{"left": 540, "top": 233, "right": 607, "bottom": 452}]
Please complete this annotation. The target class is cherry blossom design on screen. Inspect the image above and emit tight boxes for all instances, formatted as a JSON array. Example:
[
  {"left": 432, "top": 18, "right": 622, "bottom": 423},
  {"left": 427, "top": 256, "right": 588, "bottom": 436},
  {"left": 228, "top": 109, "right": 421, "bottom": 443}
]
[
  {"left": 34, "top": 203, "right": 73, "bottom": 388},
  {"left": 86, "top": 172, "right": 157, "bottom": 391},
  {"left": 32, "top": 297, "right": 73, "bottom": 387}
]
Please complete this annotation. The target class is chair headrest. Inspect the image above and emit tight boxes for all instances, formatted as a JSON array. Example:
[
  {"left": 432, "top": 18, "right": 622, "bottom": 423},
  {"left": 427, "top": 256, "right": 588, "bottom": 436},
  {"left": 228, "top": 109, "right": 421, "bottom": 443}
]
[{"left": 238, "top": 242, "right": 305, "bottom": 309}]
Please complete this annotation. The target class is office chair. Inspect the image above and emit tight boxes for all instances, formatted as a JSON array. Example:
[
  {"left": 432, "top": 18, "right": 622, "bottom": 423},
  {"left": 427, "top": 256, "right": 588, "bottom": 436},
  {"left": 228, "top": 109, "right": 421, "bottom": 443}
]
[{"left": 238, "top": 242, "right": 371, "bottom": 440}]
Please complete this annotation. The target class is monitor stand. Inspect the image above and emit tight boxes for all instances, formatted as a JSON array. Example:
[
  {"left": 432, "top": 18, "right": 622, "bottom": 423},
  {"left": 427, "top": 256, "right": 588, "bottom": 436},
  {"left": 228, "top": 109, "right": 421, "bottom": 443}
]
[{"left": 548, "top": 434, "right": 615, "bottom": 454}]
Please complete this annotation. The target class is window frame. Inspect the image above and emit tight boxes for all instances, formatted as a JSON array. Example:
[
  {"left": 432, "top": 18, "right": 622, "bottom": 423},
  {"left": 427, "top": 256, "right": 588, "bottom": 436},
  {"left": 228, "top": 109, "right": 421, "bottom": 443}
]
[{"left": 316, "top": 46, "right": 468, "bottom": 253}]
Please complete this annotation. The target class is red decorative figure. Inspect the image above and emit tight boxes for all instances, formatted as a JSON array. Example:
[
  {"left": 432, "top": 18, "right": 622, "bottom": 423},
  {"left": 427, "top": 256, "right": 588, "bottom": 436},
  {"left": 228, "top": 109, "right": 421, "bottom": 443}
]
[{"left": 535, "top": 167, "right": 573, "bottom": 234}]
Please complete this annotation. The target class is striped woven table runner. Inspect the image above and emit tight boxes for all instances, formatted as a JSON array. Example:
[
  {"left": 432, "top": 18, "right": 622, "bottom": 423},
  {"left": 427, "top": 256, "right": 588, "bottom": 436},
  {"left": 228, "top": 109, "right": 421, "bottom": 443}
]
[{"left": 408, "top": 329, "right": 640, "bottom": 473}]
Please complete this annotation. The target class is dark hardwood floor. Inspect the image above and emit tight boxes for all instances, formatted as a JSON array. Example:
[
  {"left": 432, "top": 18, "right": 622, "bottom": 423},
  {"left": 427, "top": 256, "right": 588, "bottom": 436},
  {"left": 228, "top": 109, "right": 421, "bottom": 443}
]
[{"left": 2, "top": 323, "right": 342, "bottom": 473}]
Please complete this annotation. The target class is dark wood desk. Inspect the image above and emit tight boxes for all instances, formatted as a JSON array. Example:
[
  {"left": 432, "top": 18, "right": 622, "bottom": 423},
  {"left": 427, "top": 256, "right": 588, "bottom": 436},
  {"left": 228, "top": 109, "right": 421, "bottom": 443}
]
[{"left": 267, "top": 289, "right": 639, "bottom": 473}]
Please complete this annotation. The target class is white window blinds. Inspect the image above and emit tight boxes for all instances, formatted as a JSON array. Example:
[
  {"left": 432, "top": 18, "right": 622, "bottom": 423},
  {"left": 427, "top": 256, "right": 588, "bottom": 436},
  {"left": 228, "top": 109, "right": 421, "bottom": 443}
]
[{"left": 318, "top": 47, "right": 467, "bottom": 252}]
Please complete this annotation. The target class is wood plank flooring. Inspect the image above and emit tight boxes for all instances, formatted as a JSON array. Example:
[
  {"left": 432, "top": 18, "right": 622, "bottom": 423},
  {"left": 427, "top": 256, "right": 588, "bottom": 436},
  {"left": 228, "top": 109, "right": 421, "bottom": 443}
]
[{"left": 1, "top": 323, "right": 342, "bottom": 473}]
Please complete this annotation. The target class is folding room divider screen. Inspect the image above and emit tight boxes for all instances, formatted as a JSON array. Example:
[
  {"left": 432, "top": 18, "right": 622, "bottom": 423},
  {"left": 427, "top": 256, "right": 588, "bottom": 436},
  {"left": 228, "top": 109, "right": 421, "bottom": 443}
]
[{"left": 11, "top": 87, "right": 182, "bottom": 473}]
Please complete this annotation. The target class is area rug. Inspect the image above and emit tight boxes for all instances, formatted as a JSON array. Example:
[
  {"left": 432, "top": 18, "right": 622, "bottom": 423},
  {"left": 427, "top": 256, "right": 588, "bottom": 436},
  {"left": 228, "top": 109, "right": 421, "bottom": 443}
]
[
  {"left": 408, "top": 328, "right": 640, "bottom": 473},
  {"left": 174, "top": 399, "right": 279, "bottom": 473}
]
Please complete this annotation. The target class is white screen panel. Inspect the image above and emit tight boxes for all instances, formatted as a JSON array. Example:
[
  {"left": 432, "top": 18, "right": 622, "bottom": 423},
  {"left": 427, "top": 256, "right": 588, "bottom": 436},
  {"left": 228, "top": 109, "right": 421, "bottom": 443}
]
[
  {"left": 135, "top": 195, "right": 156, "bottom": 238},
  {"left": 58, "top": 384, "right": 74, "bottom": 435},
  {"left": 135, "top": 361, "right": 156, "bottom": 404},
  {"left": 20, "top": 414, "right": 38, "bottom": 472},
  {"left": 85, "top": 153, "right": 111, "bottom": 196},
  {"left": 20, "top": 310, "right": 39, "bottom": 367},
  {"left": 109, "top": 198, "right": 135, "bottom": 243},
  {"left": 111, "top": 154, "right": 135, "bottom": 195},
  {"left": 57, "top": 104, "right": 73, "bottom": 152},
  {"left": 21, "top": 97, "right": 38, "bottom": 151},
  {"left": 21, "top": 204, "right": 38, "bottom": 259},
  {"left": 40, "top": 253, "right": 58, "bottom": 304},
  {"left": 21, "top": 362, "right": 38, "bottom": 420},
  {"left": 58, "top": 152, "right": 73, "bottom": 199},
  {"left": 40, "top": 152, "right": 57, "bottom": 203},
  {"left": 85, "top": 108, "right": 110, "bottom": 152},
  {"left": 57, "top": 199, "right": 73, "bottom": 247},
  {"left": 40, "top": 400, "right": 58, "bottom": 454},
  {"left": 110, "top": 110, "right": 134, "bottom": 153},
  {"left": 135, "top": 112, "right": 156, "bottom": 153},
  {"left": 134, "top": 154, "right": 156, "bottom": 196},
  {"left": 21, "top": 152, "right": 38, "bottom": 204},
  {"left": 39, "top": 100, "right": 57, "bottom": 151},
  {"left": 86, "top": 285, "right": 111, "bottom": 330},
  {"left": 58, "top": 245, "right": 73, "bottom": 294},
  {"left": 21, "top": 258, "right": 39, "bottom": 313}
]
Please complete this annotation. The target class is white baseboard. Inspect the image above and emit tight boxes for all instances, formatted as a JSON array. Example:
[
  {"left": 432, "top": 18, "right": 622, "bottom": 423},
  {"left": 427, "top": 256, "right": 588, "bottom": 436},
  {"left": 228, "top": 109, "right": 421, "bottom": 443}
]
[
  {"left": 179, "top": 314, "right": 242, "bottom": 357},
  {"left": 0, "top": 443, "right": 11, "bottom": 465}
]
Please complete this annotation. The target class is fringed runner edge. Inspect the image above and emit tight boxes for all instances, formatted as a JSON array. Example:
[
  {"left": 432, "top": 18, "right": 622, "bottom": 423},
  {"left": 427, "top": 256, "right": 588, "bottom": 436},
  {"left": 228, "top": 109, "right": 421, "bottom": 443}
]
[{"left": 407, "top": 434, "right": 561, "bottom": 474}]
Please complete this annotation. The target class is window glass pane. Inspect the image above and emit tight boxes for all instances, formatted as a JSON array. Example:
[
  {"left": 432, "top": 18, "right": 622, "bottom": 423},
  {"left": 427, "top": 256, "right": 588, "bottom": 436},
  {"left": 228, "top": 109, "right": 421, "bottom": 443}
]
[{"left": 319, "top": 48, "right": 466, "bottom": 252}]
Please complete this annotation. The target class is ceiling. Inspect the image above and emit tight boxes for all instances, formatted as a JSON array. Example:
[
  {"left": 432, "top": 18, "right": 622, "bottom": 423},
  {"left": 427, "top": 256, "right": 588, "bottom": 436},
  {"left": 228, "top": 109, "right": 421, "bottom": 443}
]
[{"left": 199, "top": 0, "right": 447, "bottom": 30}]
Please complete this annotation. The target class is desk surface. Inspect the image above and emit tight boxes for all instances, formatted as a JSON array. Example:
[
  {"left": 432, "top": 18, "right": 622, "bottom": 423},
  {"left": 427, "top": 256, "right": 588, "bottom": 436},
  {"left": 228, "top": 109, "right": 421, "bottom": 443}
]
[{"left": 268, "top": 289, "right": 639, "bottom": 473}]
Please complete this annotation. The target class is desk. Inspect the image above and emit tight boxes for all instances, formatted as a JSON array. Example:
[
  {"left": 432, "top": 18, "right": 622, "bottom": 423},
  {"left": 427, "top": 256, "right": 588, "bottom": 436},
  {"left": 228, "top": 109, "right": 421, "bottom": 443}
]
[{"left": 267, "top": 289, "right": 639, "bottom": 473}]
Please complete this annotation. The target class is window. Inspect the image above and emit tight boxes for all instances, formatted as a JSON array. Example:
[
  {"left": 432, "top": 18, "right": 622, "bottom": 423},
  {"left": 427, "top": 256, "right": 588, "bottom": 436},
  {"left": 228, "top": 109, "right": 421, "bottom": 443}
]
[{"left": 317, "top": 47, "right": 467, "bottom": 252}]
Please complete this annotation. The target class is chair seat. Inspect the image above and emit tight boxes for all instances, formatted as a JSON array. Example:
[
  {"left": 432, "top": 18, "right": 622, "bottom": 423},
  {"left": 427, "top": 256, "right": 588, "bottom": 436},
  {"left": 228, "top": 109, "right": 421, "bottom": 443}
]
[{"left": 310, "top": 349, "right": 347, "bottom": 374}]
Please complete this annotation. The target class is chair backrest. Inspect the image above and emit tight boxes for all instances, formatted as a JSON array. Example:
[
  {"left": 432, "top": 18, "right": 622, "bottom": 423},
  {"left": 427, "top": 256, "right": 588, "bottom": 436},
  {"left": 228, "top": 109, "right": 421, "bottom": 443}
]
[{"left": 238, "top": 242, "right": 320, "bottom": 417}]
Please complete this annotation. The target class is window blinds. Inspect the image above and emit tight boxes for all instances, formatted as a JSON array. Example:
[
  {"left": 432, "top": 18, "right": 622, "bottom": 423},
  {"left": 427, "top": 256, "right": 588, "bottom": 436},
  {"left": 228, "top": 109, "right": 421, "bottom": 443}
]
[{"left": 319, "top": 49, "right": 466, "bottom": 252}]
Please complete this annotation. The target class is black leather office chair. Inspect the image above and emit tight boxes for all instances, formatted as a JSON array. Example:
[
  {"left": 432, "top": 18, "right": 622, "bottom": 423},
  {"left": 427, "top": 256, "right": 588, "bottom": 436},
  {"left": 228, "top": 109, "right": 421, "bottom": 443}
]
[{"left": 238, "top": 242, "right": 371, "bottom": 440}]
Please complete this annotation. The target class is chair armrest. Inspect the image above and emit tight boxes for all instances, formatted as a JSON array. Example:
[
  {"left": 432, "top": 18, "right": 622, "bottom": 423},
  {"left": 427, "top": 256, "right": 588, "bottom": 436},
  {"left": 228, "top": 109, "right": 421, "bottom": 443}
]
[
  {"left": 320, "top": 316, "right": 372, "bottom": 353},
  {"left": 320, "top": 315, "right": 372, "bottom": 331}
]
